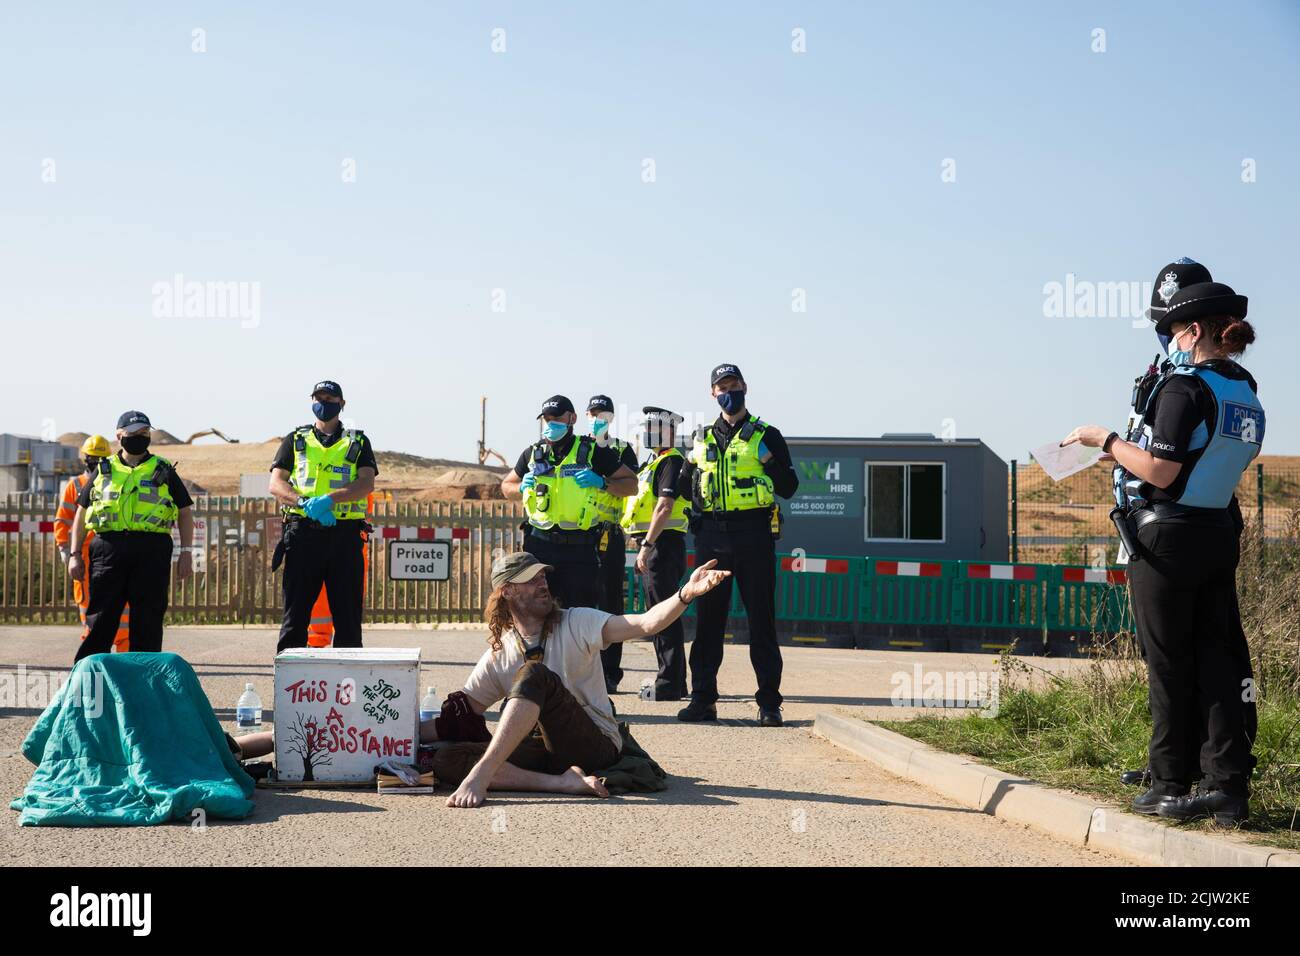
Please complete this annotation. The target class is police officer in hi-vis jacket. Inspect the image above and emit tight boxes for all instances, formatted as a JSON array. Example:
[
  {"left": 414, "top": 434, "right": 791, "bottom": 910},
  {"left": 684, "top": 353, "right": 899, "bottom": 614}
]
[
  {"left": 585, "top": 394, "right": 641, "bottom": 694},
  {"left": 269, "top": 380, "right": 377, "bottom": 652},
  {"left": 501, "top": 395, "right": 637, "bottom": 614},
  {"left": 676, "top": 364, "right": 799, "bottom": 726},
  {"left": 67, "top": 411, "right": 195, "bottom": 661}
]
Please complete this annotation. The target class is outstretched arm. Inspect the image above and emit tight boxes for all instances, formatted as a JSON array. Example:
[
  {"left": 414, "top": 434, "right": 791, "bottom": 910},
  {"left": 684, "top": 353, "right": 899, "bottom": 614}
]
[{"left": 600, "top": 560, "right": 731, "bottom": 647}]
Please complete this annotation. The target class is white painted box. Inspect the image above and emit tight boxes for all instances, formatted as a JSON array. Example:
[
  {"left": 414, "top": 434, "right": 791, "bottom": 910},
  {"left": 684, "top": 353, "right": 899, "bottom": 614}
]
[{"left": 273, "top": 647, "right": 421, "bottom": 784}]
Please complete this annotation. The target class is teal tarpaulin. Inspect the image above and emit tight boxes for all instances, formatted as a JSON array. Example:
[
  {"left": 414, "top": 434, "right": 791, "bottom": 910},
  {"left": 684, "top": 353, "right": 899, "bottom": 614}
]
[{"left": 10, "top": 652, "right": 255, "bottom": 826}]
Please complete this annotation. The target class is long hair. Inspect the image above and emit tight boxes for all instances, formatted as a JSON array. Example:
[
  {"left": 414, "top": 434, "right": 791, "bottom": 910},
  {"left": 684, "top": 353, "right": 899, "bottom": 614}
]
[{"left": 483, "top": 585, "right": 563, "bottom": 653}]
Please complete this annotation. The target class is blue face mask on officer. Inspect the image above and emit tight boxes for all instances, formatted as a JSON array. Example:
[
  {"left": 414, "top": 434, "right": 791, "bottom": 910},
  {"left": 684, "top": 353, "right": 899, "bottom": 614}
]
[
  {"left": 716, "top": 389, "right": 746, "bottom": 414},
  {"left": 313, "top": 400, "right": 342, "bottom": 422},
  {"left": 542, "top": 420, "right": 569, "bottom": 442},
  {"left": 1166, "top": 324, "right": 1198, "bottom": 368}
]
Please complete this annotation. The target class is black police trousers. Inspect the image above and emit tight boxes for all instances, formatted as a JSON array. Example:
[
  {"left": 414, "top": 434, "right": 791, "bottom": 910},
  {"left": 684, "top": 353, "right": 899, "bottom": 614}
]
[
  {"left": 1128, "top": 516, "right": 1257, "bottom": 797},
  {"left": 277, "top": 520, "right": 366, "bottom": 652},
  {"left": 595, "top": 525, "right": 630, "bottom": 684},
  {"left": 636, "top": 531, "right": 688, "bottom": 699},
  {"left": 76, "top": 531, "right": 173, "bottom": 661},
  {"left": 690, "top": 520, "right": 782, "bottom": 711},
  {"left": 522, "top": 530, "right": 600, "bottom": 611}
]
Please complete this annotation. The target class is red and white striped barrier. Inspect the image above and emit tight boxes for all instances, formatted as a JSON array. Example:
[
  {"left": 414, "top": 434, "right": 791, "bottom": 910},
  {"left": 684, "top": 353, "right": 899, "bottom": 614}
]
[
  {"left": 0, "top": 520, "right": 55, "bottom": 534},
  {"left": 1061, "top": 567, "right": 1127, "bottom": 585},
  {"left": 965, "top": 563, "right": 1038, "bottom": 581},
  {"left": 780, "top": 556, "right": 850, "bottom": 574},
  {"left": 373, "top": 526, "right": 469, "bottom": 541},
  {"left": 874, "top": 560, "right": 944, "bottom": 577}
]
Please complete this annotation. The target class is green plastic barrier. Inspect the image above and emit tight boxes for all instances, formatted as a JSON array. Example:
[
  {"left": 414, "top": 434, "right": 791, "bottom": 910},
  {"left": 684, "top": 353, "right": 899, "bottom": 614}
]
[
  {"left": 1048, "top": 565, "right": 1135, "bottom": 633},
  {"left": 860, "top": 558, "right": 954, "bottom": 625},
  {"left": 950, "top": 561, "right": 1050, "bottom": 630}
]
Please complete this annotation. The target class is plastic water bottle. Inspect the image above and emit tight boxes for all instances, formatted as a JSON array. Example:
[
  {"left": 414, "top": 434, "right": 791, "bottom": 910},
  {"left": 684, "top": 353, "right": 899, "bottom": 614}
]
[
  {"left": 639, "top": 678, "right": 655, "bottom": 701},
  {"left": 419, "top": 686, "right": 439, "bottom": 722},
  {"left": 235, "top": 683, "right": 262, "bottom": 734}
]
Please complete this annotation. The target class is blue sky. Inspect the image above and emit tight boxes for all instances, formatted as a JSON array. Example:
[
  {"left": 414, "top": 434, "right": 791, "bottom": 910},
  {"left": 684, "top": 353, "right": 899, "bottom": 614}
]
[{"left": 2, "top": 1, "right": 1297, "bottom": 465}]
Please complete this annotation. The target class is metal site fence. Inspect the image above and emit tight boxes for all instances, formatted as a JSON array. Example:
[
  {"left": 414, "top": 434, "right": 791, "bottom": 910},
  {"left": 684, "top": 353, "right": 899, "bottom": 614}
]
[{"left": 1010, "top": 460, "right": 1300, "bottom": 566}]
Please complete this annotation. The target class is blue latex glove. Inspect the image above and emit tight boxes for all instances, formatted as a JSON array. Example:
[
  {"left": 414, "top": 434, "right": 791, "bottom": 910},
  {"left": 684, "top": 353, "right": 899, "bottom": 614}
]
[
  {"left": 573, "top": 469, "right": 606, "bottom": 489},
  {"left": 758, "top": 440, "right": 771, "bottom": 461},
  {"left": 303, "top": 495, "right": 336, "bottom": 525},
  {"left": 520, "top": 473, "right": 537, "bottom": 492}
]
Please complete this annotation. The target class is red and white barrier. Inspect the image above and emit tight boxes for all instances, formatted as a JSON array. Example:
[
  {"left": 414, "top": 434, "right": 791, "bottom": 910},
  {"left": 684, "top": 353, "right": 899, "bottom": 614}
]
[
  {"left": 779, "top": 556, "right": 850, "bottom": 574},
  {"left": 0, "top": 520, "right": 55, "bottom": 534},
  {"left": 874, "top": 560, "right": 944, "bottom": 577},
  {"left": 1061, "top": 567, "right": 1127, "bottom": 585},
  {"left": 373, "top": 526, "right": 469, "bottom": 541},
  {"left": 965, "top": 563, "right": 1038, "bottom": 581}
]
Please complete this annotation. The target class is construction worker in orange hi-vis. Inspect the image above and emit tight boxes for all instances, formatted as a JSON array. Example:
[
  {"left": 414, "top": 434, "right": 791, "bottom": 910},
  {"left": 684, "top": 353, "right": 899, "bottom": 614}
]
[
  {"left": 54, "top": 436, "right": 130, "bottom": 651},
  {"left": 306, "top": 492, "right": 375, "bottom": 647}
]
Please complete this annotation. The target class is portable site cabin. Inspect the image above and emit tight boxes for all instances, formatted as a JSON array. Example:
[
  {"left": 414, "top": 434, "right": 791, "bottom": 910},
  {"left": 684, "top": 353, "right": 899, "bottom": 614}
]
[{"left": 781, "top": 434, "right": 1008, "bottom": 562}]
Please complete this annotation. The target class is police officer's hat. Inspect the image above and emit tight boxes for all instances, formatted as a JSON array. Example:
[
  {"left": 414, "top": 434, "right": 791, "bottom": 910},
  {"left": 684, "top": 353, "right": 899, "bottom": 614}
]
[
  {"left": 1147, "top": 258, "right": 1213, "bottom": 325},
  {"left": 536, "top": 395, "right": 575, "bottom": 419},
  {"left": 710, "top": 363, "right": 744, "bottom": 386},
  {"left": 312, "top": 380, "right": 344, "bottom": 399},
  {"left": 1160, "top": 282, "right": 1248, "bottom": 334},
  {"left": 586, "top": 395, "right": 615, "bottom": 415},
  {"left": 642, "top": 406, "right": 684, "bottom": 427},
  {"left": 116, "top": 410, "right": 151, "bottom": 434}
]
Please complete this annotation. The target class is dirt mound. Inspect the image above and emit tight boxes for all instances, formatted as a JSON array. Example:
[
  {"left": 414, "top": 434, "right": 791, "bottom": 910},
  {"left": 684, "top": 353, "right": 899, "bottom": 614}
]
[
  {"left": 151, "top": 429, "right": 184, "bottom": 445},
  {"left": 58, "top": 432, "right": 90, "bottom": 448}
]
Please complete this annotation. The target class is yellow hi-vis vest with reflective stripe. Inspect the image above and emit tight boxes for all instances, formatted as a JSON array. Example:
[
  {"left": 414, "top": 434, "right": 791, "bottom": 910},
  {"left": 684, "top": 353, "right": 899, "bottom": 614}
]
[
  {"left": 591, "top": 437, "right": 629, "bottom": 525},
  {"left": 522, "top": 436, "right": 601, "bottom": 531},
  {"left": 690, "top": 417, "right": 774, "bottom": 513},
  {"left": 286, "top": 427, "right": 368, "bottom": 521},
  {"left": 622, "top": 448, "right": 690, "bottom": 534},
  {"left": 85, "top": 455, "right": 180, "bottom": 534}
]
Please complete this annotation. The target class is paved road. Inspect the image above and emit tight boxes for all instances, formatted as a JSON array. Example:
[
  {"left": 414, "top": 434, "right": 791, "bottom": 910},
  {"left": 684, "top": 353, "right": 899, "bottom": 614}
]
[{"left": 0, "top": 626, "right": 1128, "bottom": 866}]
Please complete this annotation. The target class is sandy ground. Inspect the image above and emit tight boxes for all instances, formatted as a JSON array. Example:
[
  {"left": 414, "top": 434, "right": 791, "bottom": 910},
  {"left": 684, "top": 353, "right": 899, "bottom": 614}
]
[{"left": 0, "top": 626, "right": 1128, "bottom": 866}]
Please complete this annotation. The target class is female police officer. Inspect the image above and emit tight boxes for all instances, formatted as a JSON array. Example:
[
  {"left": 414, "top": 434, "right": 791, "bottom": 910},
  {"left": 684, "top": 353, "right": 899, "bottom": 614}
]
[{"left": 1062, "top": 281, "right": 1263, "bottom": 825}]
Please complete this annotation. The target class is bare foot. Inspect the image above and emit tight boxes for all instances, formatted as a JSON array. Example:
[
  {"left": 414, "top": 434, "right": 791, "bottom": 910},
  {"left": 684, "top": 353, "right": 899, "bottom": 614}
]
[
  {"left": 558, "top": 765, "right": 609, "bottom": 798},
  {"left": 446, "top": 774, "right": 489, "bottom": 808}
]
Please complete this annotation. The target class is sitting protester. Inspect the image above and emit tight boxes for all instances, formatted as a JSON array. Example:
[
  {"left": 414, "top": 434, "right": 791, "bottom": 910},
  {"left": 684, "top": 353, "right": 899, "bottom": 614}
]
[{"left": 422, "top": 551, "right": 730, "bottom": 808}]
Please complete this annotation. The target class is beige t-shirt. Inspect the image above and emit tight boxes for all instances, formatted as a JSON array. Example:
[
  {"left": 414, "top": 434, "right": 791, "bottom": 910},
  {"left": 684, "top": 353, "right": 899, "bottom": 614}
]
[{"left": 462, "top": 606, "right": 621, "bottom": 751}]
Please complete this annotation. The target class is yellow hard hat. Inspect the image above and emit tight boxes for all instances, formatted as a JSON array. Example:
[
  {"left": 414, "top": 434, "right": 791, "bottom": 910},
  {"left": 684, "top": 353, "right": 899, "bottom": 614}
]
[{"left": 80, "top": 435, "right": 112, "bottom": 457}]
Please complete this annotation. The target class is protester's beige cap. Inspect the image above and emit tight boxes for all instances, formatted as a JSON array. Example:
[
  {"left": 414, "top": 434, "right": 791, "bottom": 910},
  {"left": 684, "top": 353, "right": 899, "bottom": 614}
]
[{"left": 491, "top": 552, "right": 553, "bottom": 590}]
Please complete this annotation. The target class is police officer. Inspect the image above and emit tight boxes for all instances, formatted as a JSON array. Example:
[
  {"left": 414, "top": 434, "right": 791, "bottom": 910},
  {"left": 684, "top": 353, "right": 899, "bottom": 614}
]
[
  {"left": 501, "top": 395, "right": 636, "bottom": 613},
  {"left": 269, "top": 381, "right": 378, "bottom": 652},
  {"left": 67, "top": 411, "right": 195, "bottom": 661},
  {"left": 621, "top": 406, "right": 692, "bottom": 700},
  {"left": 586, "top": 395, "right": 641, "bottom": 693},
  {"left": 677, "top": 364, "right": 799, "bottom": 726},
  {"left": 1063, "top": 281, "right": 1262, "bottom": 824},
  {"left": 1115, "top": 258, "right": 1216, "bottom": 791}
]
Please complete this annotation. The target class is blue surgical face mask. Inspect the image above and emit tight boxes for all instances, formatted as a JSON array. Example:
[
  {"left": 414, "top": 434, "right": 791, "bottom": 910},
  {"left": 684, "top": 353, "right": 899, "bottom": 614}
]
[
  {"left": 590, "top": 418, "right": 609, "bottom": 437},
  {"left": 1166, "top": 326, "right": 1197, "bottom": 367},
  {"left": 313, "top": 400, "right": 342, "bottom": 422},
  {"left": 716, "top": 389, "right": 746, "bottom": 415},
  {"left": 542, "top": 420, "right": 569, "bottom": 442}
]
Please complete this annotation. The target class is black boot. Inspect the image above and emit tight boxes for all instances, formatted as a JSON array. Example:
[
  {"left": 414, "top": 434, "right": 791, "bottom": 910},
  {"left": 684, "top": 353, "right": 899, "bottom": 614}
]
[
  {"left": 1131, "top": 788, "right": 1185, "bottom": 815},
  {"left": 677, "top": 700, "right": 717, "bottom": 722},
  {"left": 1120, "top": 767, "right": 1152, "bottom": 787},
  {"left": 1155, "top": 788, "right": 1249, "bottom": 826}
]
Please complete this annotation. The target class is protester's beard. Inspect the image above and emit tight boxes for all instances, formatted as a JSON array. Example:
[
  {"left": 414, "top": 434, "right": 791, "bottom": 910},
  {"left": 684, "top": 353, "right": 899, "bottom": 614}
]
[{"left": 509, "top": 588, "right": 558, "bottom": 620}]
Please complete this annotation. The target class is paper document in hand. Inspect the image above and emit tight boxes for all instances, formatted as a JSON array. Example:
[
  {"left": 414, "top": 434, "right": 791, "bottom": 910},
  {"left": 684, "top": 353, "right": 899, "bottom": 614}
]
[{"left": 1031, "top": 441, "right": 1103, "bottom": 482}]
